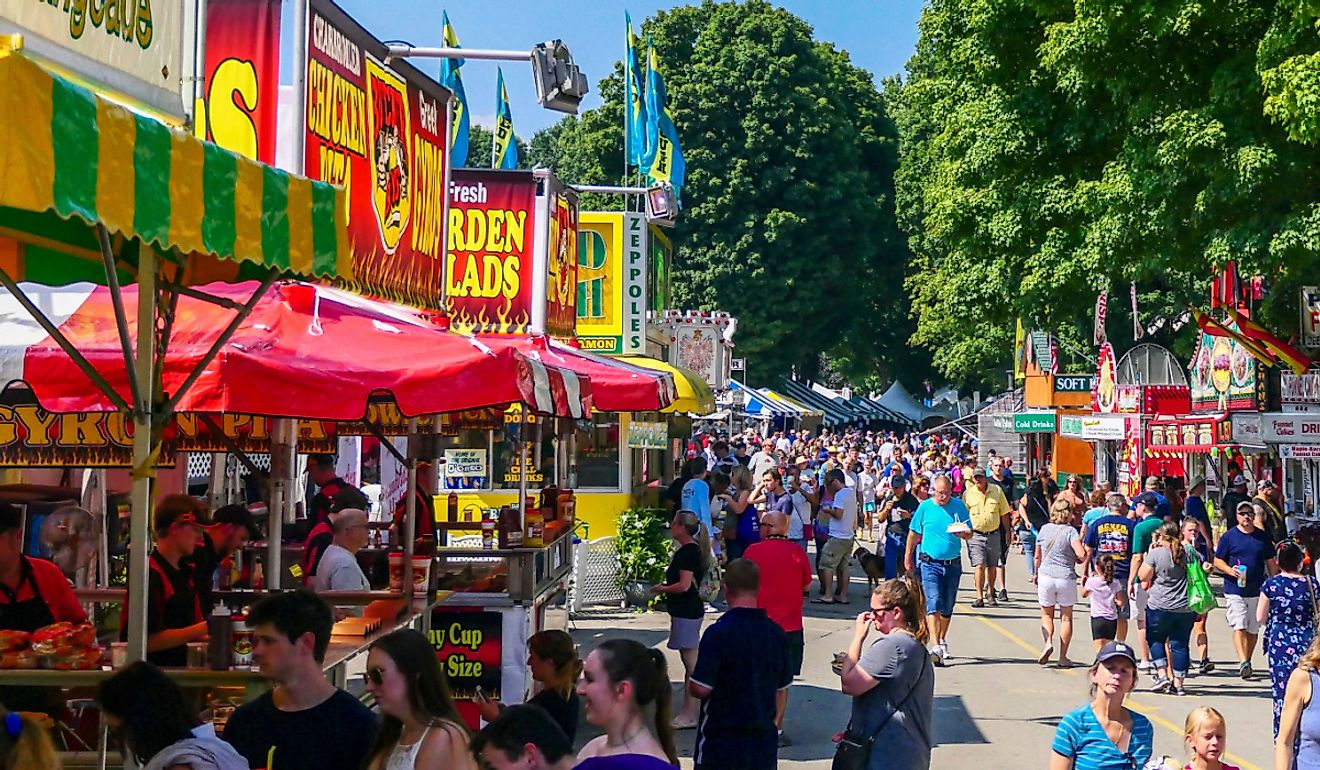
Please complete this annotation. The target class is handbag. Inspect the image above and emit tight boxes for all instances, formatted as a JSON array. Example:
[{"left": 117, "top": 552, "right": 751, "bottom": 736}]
[
  {"left": 1185, "top": 544, "right": 1217, "bottom": 615},
  {"left": 698, "top": 556, "right": 722, "bottom": 603},
  {"left": 832, "top": 653, "right": 930, "bottom": 770}
]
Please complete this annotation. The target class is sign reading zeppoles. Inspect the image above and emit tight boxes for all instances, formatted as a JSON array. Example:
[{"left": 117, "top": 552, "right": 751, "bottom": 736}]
[{"left": 304, "top": 0, "right": 449, "bottom": 309}]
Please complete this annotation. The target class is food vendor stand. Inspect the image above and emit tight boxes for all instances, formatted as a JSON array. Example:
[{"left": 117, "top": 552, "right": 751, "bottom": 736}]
[{"left": 1260, "top": 373, "right": 1320, "bottom": 528}]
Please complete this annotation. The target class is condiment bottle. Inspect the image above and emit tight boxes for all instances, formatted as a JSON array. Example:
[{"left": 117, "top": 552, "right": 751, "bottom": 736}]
[
  {"left": 524, "top": 501, "right": 544, "bottom": 548},
  {"left": 447, "top": 492, "right": 459, "bottom": 523},
  {"left": 207, "top": 606, "right": 232, "bottom": 670},
  {"left": 251, "top": 555, "right": 264, "bottom": 591},
  {"left": 481, "top": 512, "right": 495, "bottom": 550}
]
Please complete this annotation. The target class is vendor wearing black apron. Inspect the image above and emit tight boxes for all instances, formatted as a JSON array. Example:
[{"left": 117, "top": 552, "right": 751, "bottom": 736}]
[
  {"left": 0, "top": 502, "right": 87, "bottom": 712},
  {"left": 307, "top": 454, "right": 358, "bottom": 528},
  {"left": 119, "top": 495, "right": 208, "bottom": 667},
  {"left": 190, "top": 504, "right": 259, "bottom": 614}
]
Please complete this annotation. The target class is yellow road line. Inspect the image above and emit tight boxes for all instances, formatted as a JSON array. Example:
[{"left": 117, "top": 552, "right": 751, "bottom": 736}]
[{"left": 957, "top": 605, "right": 1262, "bottom": 770}]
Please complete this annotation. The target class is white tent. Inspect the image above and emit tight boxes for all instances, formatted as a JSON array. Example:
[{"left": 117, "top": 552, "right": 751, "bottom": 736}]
[{"left": 878, "top": 381, "right": 944, "bottom": 425}]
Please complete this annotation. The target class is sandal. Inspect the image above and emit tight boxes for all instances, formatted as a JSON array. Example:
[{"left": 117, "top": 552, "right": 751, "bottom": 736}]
[{"left": 812, "top": 598, "right": 837, "bottom": 604}]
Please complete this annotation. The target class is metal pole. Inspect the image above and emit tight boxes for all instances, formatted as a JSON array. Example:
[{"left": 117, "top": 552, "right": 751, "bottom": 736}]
[
  {"left": 518, "top": 412, "right": 528, "bottom": 531},
  {"left": 290, "top": 0, "right": 310, "bottom": 174},
  {"left": 571, "top": 184, "right": 650, "bottom": 195},
  {"left": 385, "top": 45, "right": 530, "bottom": 63},
  {"left": 96, "top": 225, "right": 146, "bottom": 411},
  {"left": 402, "top": 418, "right": 418, "bottom": 600},
  {"left": 126, "top": 248, "right": 156, "bottom": 663},
  {"left": 267, "top": 419, "right": 291, "bottom": 587}
]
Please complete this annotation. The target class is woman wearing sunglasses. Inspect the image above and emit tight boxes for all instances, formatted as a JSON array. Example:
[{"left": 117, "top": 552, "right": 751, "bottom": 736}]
[
  {"left": 364, "top": 628, "right": 476, "bottom": 770},
  {"left": 835, "top": 575, "right": 935, "bottom": 770}
]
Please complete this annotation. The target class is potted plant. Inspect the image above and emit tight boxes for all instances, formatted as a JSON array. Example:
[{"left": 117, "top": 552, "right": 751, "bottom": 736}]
[{"left": 615, "top": 507, "right": 670, "bottom": 608}]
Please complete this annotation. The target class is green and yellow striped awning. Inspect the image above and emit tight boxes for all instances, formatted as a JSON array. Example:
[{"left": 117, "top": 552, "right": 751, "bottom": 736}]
[{"left": 0, "top": 49, "right": 350, "bottom": 286}]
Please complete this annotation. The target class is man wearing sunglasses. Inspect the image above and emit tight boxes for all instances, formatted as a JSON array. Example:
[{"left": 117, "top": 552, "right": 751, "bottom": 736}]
[{"left": 310, "top": 509, "right": 371, "bottom": 617}]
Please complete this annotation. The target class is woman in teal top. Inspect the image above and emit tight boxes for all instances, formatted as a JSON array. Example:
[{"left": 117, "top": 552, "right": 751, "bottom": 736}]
[{"left": 1050, "top": 642, "right": 1154, "bottom": 770}]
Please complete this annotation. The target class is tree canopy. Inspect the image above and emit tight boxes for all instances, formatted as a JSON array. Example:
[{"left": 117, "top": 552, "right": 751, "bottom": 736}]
[
  {"left": 529, "top": 1, "right": 932, "bottom": 387},
  {"left": 893, "top": 0, "right": 1320, "bottom": 384}
]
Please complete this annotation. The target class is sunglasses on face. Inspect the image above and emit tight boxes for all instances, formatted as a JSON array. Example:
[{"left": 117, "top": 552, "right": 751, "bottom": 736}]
[{"left": 365, "top": 666, "right": 386, "bottom": 686}]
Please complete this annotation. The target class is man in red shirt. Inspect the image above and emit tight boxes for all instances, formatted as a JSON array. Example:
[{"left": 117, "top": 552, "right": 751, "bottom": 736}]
[
  {"left": 744, "top": 509, "right": 812, "bottom": 746},
  {"left": 0, "top": 501, "right": 87, "bottom": 712}
]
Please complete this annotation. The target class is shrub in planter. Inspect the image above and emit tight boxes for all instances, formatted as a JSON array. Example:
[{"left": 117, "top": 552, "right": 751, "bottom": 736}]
[{"left": 615, "top": 506, "right": 670, "bottom": 603}]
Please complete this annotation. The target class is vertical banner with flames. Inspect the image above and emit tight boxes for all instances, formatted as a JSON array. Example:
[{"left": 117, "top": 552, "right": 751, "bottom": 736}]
[
  {"left": 542, "top": 179, "right": 580, "bottom": 338},
  {"left": 194, "top": 0, "right": 281, "bottom": 163},
  {"left": 445, "top": 169, "right": 538, "bottom": 333},
  {"left": 304, "top": 0, "right": 450, "bottom": 309}
]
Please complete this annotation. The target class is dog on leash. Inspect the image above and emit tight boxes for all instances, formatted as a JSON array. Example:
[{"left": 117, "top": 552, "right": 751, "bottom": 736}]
[{"left": 854, "top": 547, "right": 884, "bottom": 590}]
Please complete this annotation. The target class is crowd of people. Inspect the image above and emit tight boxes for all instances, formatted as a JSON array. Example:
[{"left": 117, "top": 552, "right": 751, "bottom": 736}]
[{"left": 4, "top": 427, "right": 1318, "bottom": 769}]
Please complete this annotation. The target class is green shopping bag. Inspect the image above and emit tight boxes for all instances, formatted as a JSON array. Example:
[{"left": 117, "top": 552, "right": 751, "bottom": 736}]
[{"left": 1186, "top": 545, "right": 1217, "bottom": 614}]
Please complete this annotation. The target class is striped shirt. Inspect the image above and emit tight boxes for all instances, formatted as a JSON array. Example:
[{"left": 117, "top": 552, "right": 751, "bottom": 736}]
[{"left": 1051, "top": 704, "right": 1153, "bottom": 770}]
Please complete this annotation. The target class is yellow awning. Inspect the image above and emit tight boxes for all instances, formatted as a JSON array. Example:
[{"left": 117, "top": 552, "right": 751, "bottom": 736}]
[{"left": 618, "top": 356, "right": 716, "bottom": 415}]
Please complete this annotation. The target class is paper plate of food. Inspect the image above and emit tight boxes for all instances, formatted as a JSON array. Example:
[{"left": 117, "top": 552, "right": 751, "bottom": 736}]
[{"left": 945, "top": 522, "right": 971, "bottom": 535}]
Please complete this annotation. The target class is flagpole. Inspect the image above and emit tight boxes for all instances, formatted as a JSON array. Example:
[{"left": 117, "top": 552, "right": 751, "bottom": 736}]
[{"left": 492, "top": 69, "right": 499, "bottom": 169}]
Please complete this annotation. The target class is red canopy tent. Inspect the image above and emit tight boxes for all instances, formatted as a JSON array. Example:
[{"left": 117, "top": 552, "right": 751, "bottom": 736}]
[
  {"left": 0, "top": 281, "right": 592, "bottom": 419},
  {"left": 477, "top": 334, "right": 675, "bottom": 412}
]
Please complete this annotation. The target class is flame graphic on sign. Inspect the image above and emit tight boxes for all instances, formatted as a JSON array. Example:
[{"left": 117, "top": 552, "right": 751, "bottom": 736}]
[{"left": 445, "top": 296, "right": 529, "bottom": 335}]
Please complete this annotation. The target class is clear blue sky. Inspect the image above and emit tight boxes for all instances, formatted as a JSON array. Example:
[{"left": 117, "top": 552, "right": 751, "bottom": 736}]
[{"left": 281, "top": 1, "right": 925, "bottom": 135}]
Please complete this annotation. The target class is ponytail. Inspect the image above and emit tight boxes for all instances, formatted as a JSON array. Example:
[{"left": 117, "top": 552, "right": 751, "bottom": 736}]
[
  {"left": 595, "top": 640, "right": 679, "bottom": 767},
  {"left": 648, "top": 648, "right": 678, "bottom": 766},
  {"left": 1097, "top": 554, "right": 1116, "bottom": 584},
  {"left": 873, "top": 575, "right": 929, "bottom": 645},
  {"left": 0, "top": 711, "right": 59, "bottom": 770}
]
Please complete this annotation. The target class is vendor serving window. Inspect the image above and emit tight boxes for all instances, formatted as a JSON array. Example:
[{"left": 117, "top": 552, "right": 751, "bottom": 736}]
[{"left": 575, "top": 414, "right": 620, "bottom": 489}]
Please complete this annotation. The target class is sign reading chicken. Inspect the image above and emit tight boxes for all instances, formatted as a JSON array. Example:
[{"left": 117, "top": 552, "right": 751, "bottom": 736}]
[{"left": 304, "top": 0, "right": 449, "bottom": 309}]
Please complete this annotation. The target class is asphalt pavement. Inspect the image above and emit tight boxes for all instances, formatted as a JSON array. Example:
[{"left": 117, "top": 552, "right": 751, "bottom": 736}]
[{"left": 570, "top": 543, "right": 1276, "bottom": 769}]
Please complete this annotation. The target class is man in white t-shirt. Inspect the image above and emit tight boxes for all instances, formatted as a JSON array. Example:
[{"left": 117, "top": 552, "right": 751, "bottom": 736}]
[
  {"left": 311, "top": 508, "right": 371, "bottom": 617},
  {"left": 879, "top": 437, "right": 896, "bottom": 467},
  {"left": 816, "top": 469, "right": 857, "bottom": 604},
  {"left": 749, "top": 442, "right": 778, "bottom": 480}
]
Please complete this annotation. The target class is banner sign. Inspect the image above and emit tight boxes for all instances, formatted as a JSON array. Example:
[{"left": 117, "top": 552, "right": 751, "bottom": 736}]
[
  {"left": 1262, "top": 413, "right": 1320, "bottom": 444},
  {"left": 337, "top": 400, "right": 436, "bottom": 436},
  {"left": 304, "top": 0, "right": 450, "bottom": 310},
  {"left": 1282, "top": 373, "right": 1320, "bottom": 406},
  {"left": 1093, "top": 342, "right": 1118, "bottom": 413},
  {"left": 628, "top": 421, "right": 667, "bottom": 449},
  {"left": 1013, "top": 412, "right": 1057, "bottom": 433},
  {"left": 576, "top": 212, "right": 647, "bottom": 354},
  {"left": 541, "top": 175, "right": 580, "bottom": 338},
  {"left": 1189, "top": 326, "right": 1261, "bottom": 413},
  {"left": 1060, "top": 414, "right": 1125, "bottom": 440},
  {"left": 649, "top": 224, "right": 671, "bottom": 314},
  {"left": 172, "top": 415, "right": 336, "bottom": 454},
  {"left": 445, "top": 169, "right": 538, "bottom": 334},
  {"left": 193, "top": 0, "right": 280, "bottom": 163},
  {"left": 1303, "top": 286, "right": 1320, "bottom": 349},
  {"left": 0, "top": 0, "right": 184, "bottom": 118},
  {"left": 430, "top": 608, "right": 503, "bottom": 729},
  {"left": 0, "top": 405, "right": 174, "bottom": 468},
  {"left": 443, "top": 449, "right": 487, "bottom": 478},
  {"left": 674, "top": 325, "right": 721, "bottom": 388},
  {"left": 1054, "top": 375, "right": 1094, "bottom": 393}
]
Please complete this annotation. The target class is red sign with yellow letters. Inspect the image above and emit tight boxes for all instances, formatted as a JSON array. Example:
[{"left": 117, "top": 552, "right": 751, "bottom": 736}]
[
  {"left": 194, "top": 0, "right": 281, "bottom": 164},
  {"left": 304, "top": 0, "right": 449, "bottom": 310},
  {"left": 445, "top": 170, "right": 538, "bottom": 334}
]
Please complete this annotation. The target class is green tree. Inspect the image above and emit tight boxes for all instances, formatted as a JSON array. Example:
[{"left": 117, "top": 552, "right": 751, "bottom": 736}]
[
  {"left": 528, "top": 1, "right": 933, "bottom": 388},
  {"left": 895, "top": 0, "right": 1320, "bottom": 385}
]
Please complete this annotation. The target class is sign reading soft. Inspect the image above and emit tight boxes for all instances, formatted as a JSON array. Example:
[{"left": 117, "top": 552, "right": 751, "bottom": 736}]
[
  {"left": 445, "top": 170, "right": 537, "bottom": 333},
  {"left": 304, "top": 0, "right": 449, "bottom": 309},
  {"left": 1, "top": 0, "right": 183, "bottom": 117}
]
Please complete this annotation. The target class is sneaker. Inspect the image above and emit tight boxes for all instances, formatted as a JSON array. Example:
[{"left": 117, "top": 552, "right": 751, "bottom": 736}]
[
  {"left": 929, "top": 644, "right": 945, "bottom": 667},
  {"left": 777, "top": 731, "right": 792, "bottom": 748},
  {"left": 1199, "top": 659, "right": 1215, "bottom": 675},
  {"left": 1037, "top": 645, "right": 1053, "bottom": 665},
  {"left": 971, "top": 598, "right": 985, "bottom": 608},
  {"left": 940, "top": 642, "right": 952, "bottom": 661},
  {"left": 1240, "top": 661, "right": 1255, "bottom": 680},
  {"left": 997, "top": 589, "right": 1009, "bottom": 601},
  {"left": 1137, "top": 660, "right": 1154, "bottom": 672},
  {"left": 1173, "top": 684, "right": 1187, "bottom": 696},
  {"left": 1150, "top": 674, "right": 1172, "bottom": 693},
  {"left": 988, "top": 594, "right": 999, "bottom": 607}
]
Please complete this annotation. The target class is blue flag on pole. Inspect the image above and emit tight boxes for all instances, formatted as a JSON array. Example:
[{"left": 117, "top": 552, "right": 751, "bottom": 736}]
[
  {"left": 439, "top": 12, "right": 469, "bottom": 167},
  {"left": 644, "top": 41, "right": 685, "bottom": 205},
  {"left": 624, "top": 12, "right": 649, "bottom": 171},
  {"left": 493, "top": 67, "right": 518, "bottom": 169}
]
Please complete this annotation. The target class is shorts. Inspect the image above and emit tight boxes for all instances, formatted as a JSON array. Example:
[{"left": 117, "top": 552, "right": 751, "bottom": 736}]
[
  {"left": 919, "top": 557, "right": 962, "bottom": 617},
  {"left": 1091, "top": 616, "right": 1118, "bottom": 641},
  {"left": 1036, "top": 575, "right": 1078, "bottom": 608},
  {"left": 1131, "top": 583, "right": 1149, "bottom": 628},
  {"left": 968, "top": 530, "right": 1004, "bottom": 567},
  {"left": 785, "top": 629, "right": 804, "bottom": 676},
  {"left": 820, "top": 536, "right": 853, "bottom": 571},
  {"left": 667, "top": 616, "right": 702, "bottom": 650},
  {"left": 1225, "top": 594, "right": 1261, "bottom": 634}
]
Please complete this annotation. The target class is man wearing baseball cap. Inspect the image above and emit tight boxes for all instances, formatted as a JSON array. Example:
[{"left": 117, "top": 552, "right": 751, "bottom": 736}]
[
  {"left": 119, "top": 494, "right": 208, "bottom": 667},
  {"left": 1252, "top": 478, "right": 1287, "bottom": 545},
  {"left": 1126, "top": 492, "right": 1165, "bottom": 671},
  {"left": 1221, "top": 474, "right": 1251, "bottom": 527},
  {"left": 1212, "top": 499, "right": 1278, "bottom": 679}
]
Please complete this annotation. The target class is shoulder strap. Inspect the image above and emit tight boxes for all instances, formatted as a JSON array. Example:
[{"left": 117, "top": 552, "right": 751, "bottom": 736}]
[{"left": 854, "top": 647, "right": 931, "bottom": 746}]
